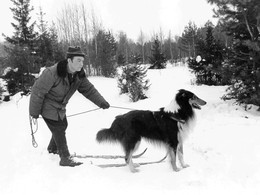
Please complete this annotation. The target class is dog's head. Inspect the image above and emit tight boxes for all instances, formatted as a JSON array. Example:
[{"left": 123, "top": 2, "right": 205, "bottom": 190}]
[
  {"left": 164, "top": 89, "right": 207, "bottom": 114},
  {"left": 176, "top": 89, "right": 207, "bottom": 110}
]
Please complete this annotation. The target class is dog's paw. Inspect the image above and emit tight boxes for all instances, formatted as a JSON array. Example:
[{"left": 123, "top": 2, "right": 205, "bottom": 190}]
[
  {"left": 181, "top": 164, "right": 190, "bottom": 169},
  {"left": 128, "top": 163, "right": 140, "bottom": 173},
  {"left": 171, "top": 165, "right": 181, "bottom": 172},
  {"left": 173, "top": 167, "right": 181, "bottom": 172},
  {"left": 129, "top": 167, "right": 140, "bottom": 173},
  {"left": 133, "top": 163, "right": 140, "bottom": 168}
]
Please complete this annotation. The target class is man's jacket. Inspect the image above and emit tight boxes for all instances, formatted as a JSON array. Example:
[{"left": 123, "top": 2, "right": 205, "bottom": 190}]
[{"left": 29, "top": 60, "right": 107, "bottom": 120}]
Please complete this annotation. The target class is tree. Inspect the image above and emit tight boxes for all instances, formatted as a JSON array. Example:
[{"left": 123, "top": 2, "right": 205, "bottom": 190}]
[
  {"left": 95, "top": 30, "right": 117, "bottom": 77},
  {"left": 35, "top": 6, "right": 53, "bottom": 67},
  {"left": 137, "top": 30, "right": 146, "bottom": 64},
  {"left": 117, "top": 31, "right": 129, "bottom": 64},
  {"left": 35, "top": 8, "right": 64, "bottom": 68},
  {"left": 2, "top": 64, "right": 35, "bottom": 95},
  {"left": 208, "top": 0, "right": 260, "bottom": 107},
  {"left": 188, "top": 21, "right": 226, "bottom": 85},
  {"left": 4, "top": 0, "right": 36, "bottom": 48},
  {"left": 48, "top": 23, "right": 64, "bottom": 63},
  {"left": 117, "top": 64, "right": 150, "bottom": 102},
  {"left": 129, "top": 53, "right": 142, "bottom": 64},
  {"left": 81, "top": 2, "right": 92, "bottom": 75},
  {"left": 2, "top": 0, "right": 37, "bottom": 94},
  {"left": 180, "top": 22, "right": 198, "bottom": 58},
  {"left": 164, "top": 31, "right": 179, "bottom": 63},
  {"left": 117, "top": 53, "right": 126, "bottom": 66},
  {"left": 149, "top": 36, "right": 167, "bottom": 69}
]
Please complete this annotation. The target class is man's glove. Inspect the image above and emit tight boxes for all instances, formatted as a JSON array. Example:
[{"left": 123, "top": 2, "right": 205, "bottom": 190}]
[
  {"left": 30, "top": 115, "right": 39, "bottom": 119},
  {"left": 100, "top": 101, "right": 110, "bottom": 109}
]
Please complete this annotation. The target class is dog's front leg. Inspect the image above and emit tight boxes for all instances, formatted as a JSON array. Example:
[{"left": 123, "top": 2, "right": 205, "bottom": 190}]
[
  {"left": 177, "top": 143, "right": 189, "bottom": 169},
  {"left": 168, "top": 146, "right": 180, "bottom": 172}
]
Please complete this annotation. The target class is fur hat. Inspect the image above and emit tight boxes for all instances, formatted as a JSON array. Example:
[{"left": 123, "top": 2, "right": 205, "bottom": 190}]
[{"left": 66, "top": 46, "right": 85, "bottom": 58}]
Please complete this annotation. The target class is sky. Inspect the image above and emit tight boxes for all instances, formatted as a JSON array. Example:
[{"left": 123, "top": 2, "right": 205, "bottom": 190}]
[{"left": 0, "top": 0, "right": 218, "bottom": 42}]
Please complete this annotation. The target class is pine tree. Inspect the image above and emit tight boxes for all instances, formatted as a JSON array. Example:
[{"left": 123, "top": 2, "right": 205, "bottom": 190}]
[
  {"left": 36, "top": 6, "right": 52, "bottom": 67},
  {"left": 48, "top": 23, "right": 64, "bottom": 63},
  {"left": 149, "top": 36, "right": 167, "bottom": 69},
  {"left": 208, "top": 0, "right": 260, "bottom": 107},
  {"left": 117, "top": 64, "right": 150, "bottom": 102},
  {"left": 4, "top": 0, "right": 36, "bottom": 48},
  {"left": 180, "top": 22, "right": 198, "bottom": 58},
  {"left": 35, "top": 8, "right": 63, "bottom": 67},
  {"left": 95, "top": 30, "right": 117, "bottom": 77},
  {"left": 188, "top": 22, "right": 226, "bottom": 85},
  {"left": 2, "top": 0, "right": 37, "bottom": 94},
  {"left": 129, "top": 53, "right": 142, "bottom": 64},
  {"left": 0, "top": 84, "right": 4, "bottom": 99},
  {"left": 117, "top": 53, "right": 126, "bottom": 66},
  {"left": 117, "top": 32, "right": 129, "bottom": 64}
]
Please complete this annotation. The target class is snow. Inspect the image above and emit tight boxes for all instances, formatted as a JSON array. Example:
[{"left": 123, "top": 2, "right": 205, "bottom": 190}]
[{"left": 1, "top": 64, "right": 260, "bottom": 195}]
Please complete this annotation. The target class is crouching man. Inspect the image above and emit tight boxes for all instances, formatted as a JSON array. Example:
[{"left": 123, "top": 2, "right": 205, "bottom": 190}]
[{"left": 29, "top": 46, "right": 110, "bottom": 167}]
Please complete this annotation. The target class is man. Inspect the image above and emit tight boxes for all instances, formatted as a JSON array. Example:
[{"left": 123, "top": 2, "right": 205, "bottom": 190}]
[{"left": 29, "top": 46, "right": 110, "bottom": 167}]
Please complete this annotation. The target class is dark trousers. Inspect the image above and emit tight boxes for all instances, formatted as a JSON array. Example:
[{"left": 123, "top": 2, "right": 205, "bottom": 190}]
[{"left": 43, "top": 117, "right": 70, "bottom": 158}]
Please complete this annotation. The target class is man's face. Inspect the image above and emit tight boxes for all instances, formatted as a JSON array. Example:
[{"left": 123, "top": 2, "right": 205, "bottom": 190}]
[{"left": 68, "top": 56, "right": 84, "bottom": 73}]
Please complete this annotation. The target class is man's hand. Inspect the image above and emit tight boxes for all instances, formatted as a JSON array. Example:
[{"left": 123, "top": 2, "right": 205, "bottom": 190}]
[
  {"left": 30, "top": 115, "right": 39, "bottom": 119},
  {"left": 100, "top": 101, "right": 110, "bottom": 109}
]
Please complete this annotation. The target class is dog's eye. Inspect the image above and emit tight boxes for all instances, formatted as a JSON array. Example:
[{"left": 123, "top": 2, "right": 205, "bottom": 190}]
[{"left": 192, "top": 95, "right": 197, "bottom": 100}]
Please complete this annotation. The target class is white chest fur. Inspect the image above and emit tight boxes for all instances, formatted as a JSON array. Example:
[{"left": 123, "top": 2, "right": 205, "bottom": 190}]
[{"left": 177, "top": 115, "right": 196, "bottom": 143}]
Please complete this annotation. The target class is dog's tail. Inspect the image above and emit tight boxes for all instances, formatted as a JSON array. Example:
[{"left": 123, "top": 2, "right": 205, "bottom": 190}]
[{"left": 96, "top": 128, "right": 118, "bottom": 143}]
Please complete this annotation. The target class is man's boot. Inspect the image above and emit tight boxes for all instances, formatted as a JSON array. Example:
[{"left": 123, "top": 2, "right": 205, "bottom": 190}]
[{"left": 59, "top": 156, "right": 83, "bottom": 167}]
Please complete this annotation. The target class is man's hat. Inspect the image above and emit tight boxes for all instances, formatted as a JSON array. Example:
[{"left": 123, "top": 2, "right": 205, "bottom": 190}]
[{"left": 67, "top": 46, "right": 85, "bottom": 58}]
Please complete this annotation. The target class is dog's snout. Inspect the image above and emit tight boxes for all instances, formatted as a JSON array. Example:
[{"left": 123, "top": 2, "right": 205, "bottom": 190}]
[
  {"left": 193, "top": 95, "right": 207, "bottom": 106},
  {"left": 200, "top": 99, "right": 207, "bottom": 105},
  {"left": 198, "top": 98, "right": 207, "bottom": 105}
]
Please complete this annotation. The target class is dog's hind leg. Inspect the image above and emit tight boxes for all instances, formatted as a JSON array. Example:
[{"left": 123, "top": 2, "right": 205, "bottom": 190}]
[
  {"left": 125, "top": 141, "right": 141, "bottom": 173},
  {"left": 167, "top": 146, "right": 180, "bottom": 172},
  {"left": 125, "top": 150, "right": 139, "bottom": 173}
]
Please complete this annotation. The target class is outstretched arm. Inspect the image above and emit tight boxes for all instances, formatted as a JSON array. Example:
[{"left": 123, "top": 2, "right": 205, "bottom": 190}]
[{"left": 78, "top": 77, "right": 109, "bottom": 109}]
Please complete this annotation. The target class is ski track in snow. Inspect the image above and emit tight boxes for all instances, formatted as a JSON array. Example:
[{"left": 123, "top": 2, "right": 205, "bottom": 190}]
[{"left": 0, "top": 65, "right": 260, "bottom": 195}]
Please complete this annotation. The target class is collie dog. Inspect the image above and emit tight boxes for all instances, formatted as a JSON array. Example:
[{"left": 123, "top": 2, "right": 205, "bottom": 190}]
[{"left": 96, "top": 89, "right": 206, "bottom": 172}]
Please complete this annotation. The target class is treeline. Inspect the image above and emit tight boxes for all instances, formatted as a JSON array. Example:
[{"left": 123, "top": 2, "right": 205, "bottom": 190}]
[
  {"left": 0, "top": 1, "right": 226, "bottom": 77},
  {"left": 0, "top": 0, "right": 211, "bottom": 94},
  {"left": 187, "top": 0, "right": 260, "bottom": 108},
  {"left": 0, "top": 0, "right": 259, "bottom": 108}
]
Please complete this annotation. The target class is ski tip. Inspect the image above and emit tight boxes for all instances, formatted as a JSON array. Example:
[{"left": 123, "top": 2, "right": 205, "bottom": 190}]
[
  {"left": 141, "top": 148, "right": 147, "bottom": 154},
  {"left": 133, "top": 148, "right": 148, "bottom": 158},
  {"left": 162, "top": 153, "right": 168, "bottom": 161}
]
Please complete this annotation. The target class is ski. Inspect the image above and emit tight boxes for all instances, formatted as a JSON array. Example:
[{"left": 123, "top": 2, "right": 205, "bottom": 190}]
[
  {"left": 96, "top": 154, "right": 168, "bottom": 168},
  {"left": 72, "top": 148, "right": 147, "bottom": 159}
]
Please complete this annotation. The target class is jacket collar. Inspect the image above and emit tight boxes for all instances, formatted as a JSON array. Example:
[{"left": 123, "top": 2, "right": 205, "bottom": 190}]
[{"left": 56, "top": 59, "right": 86, "bottom": 79}]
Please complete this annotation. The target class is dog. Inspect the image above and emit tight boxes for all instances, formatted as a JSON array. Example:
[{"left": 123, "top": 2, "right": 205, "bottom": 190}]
[{"left": 96, "top": 89, "right": 206, "bottom": 172}]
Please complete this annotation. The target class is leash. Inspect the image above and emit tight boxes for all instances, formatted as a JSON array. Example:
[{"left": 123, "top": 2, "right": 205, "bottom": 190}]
[
  {"left": 29, "top": 105, "right": 135, "bottom": 147},
  {"left": 65, "top": 106, "right": 135, "bottom": 118},
  {"left": 67, "top": 108, "right": 101, "bottom": 118},
  {"left": 29, "top": 115, "right": 39, "bottom": 148},
  {"left": 110, "top": 105, "right": 136, "bottom": 111}
]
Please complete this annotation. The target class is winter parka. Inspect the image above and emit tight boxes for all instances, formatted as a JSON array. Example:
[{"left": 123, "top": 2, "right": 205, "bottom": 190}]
[{"left": 29, "top": 60, "right": 107, "bottom": 121}]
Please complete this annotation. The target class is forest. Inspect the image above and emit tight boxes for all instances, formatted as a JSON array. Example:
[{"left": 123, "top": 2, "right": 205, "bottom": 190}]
[{"left": 0, "top": 0, "right": 259, "bottom": 107}]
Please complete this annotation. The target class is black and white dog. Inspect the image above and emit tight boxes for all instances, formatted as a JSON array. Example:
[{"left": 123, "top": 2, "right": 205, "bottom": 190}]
[{"left": 96, "top": 89, "right": 206, "bottom": 172}]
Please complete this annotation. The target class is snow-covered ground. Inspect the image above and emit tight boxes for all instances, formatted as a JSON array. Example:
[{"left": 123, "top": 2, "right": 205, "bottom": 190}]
[{"left": 0, "top": 65, "right": 260, "bottom": 195}]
